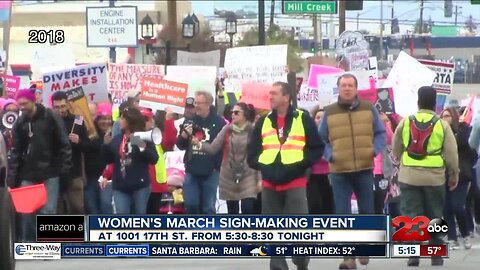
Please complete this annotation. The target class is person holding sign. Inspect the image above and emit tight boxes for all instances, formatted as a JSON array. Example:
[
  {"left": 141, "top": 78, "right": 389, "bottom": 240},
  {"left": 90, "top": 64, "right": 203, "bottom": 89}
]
[
  {"left": 52, "top": 91, "right": 90, "bottom": 215},
  {"left": 247, "top": 82, "right": 324, "bottom": 270}
]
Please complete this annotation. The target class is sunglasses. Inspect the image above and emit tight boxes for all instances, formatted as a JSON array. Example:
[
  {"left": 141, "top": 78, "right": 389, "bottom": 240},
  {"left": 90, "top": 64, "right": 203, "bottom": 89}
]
[{"left": 231, "top": 110, "right": 242, "bottom": 115}]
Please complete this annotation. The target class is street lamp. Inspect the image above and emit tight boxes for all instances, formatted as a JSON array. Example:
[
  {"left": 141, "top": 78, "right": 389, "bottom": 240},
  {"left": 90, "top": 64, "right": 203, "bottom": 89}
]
[
  {"left": 225, "top": 12, "right": 237, "bottom": 48},
  {"left": 191, "top": 12, "right": 200, "bottom": 34},
  {"left": 140, "top": 14, "right": 155, "bottom": 40},
  {"left": 182, "top": 14, "right": 196, "bottom": 39}
]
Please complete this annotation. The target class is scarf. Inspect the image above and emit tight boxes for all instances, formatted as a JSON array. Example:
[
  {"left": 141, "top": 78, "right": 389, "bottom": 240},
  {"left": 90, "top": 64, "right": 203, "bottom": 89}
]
[{"left": 232, "top": 123, "right": 247, "bottom": 133}]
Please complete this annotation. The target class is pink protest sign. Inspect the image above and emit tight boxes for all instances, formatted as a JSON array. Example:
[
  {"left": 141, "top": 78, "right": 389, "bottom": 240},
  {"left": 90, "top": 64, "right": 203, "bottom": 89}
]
[
  {"left": 307, "top": 65, "right": 344, "bottom": 89},
  {"left": 2, "top": 75, "right": 20, "bottom": 99},
  {"left": 240, "top": 82, "right": 271, "bottom": 110},
  {"left": 358, "top": 88, "right": 395, "bottom": 114}
]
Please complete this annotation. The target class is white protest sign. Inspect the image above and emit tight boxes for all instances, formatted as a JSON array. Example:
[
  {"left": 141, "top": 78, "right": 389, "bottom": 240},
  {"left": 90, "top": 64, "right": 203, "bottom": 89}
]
[
  {"left": 367, "top": 57, "right": 378, "bottom": 81},
  {"left": 383, "top": 51, "right": 436, "bottom": 117},
  {"left": 86, "top": 6, "right": 138, "bottom": 47},
  {"left": 177, "top": 50, "right": 221, "bottom": 67},
  {"left": 165, "top": 150, "right": 186, "bottom": 171},
  {"left": 347, "top": 70, "right": 371, "bottom": 90},
  {"left": 336, "top": 31, "right": 369, "bottom": 56},
  {"left": 224, "top": 45, "right": 288, "bottom": 93},
  {"left": 108, "top": 63, "right": 164, "bottom": 106},
  {"left": 345, "top": 50, "right": 369, "bottom": 71},
  {"left": 418, "top": 59, "right": 455, "bottom": 95},
  {"left": 297, "top": 84, "right": 318, "bottom": 111},
  {"left": 42, "top": 63, "right": 109, "bottom": 104},
  {"left": 30, "top": 45, "right": 76, "bottom": 80},
  {"left": 317, "top": 74, "right": 340, "bottom": 108},
  {"left": 165, "top": 66, "right": 217, "bottom": 100}
]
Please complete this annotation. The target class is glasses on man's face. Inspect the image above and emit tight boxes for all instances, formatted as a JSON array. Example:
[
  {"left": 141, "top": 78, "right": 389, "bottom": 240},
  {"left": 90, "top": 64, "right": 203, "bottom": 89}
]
[{"left": 232, "top": 110, "right": 242, "bottom": 116}]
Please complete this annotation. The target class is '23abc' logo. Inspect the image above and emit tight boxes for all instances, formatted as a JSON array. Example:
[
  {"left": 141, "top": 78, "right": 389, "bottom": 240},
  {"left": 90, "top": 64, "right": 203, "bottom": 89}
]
[{"left": 392, "top": 216, "right": 449, "bottom": 242}]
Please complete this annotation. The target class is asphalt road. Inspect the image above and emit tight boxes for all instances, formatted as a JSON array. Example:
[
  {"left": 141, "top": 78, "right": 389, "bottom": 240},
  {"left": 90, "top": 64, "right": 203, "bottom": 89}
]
[{"left": 16, "top": 238, "right": 480, "bottom": 270}]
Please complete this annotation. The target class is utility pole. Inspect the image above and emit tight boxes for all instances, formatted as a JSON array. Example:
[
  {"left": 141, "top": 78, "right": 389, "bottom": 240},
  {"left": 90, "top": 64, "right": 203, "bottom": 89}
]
[
  {"left": 259, "top": 0, "right": 265, "bottom": 45},
  {"left": 380, "top": 0, "right": 384, "bottom": 60},
  {"left": 356, "top": 13, "right": 359, "bottom": 30},
  {"left": 109, "top": 0, "right": 116, "bottom": 63},
  {"left": 270, "top": 0, "right": 275, "bottom": 26},
  {"left": 453, "top": 5, "right": 462, "bottom": 26},
  {"left": 339, "top": 0, "right": 346, "bottom": 34},
  {"left": 419, "top": 0, "right": 424, "bottom": 34},
  {"left": 166, "top": 0, "right": 177, "bottom": 67},
  {"left": 391, "top": 0, "right": 394, "bottom": 19},
  {"left": 313, "top": 15, "right": 318, "bottom": 53}
]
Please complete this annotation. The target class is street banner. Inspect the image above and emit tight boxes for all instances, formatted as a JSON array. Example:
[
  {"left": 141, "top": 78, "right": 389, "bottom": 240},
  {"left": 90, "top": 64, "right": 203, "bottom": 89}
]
[
  {"left": 65, "top": 86, "right": 97, "bottom": 138},
  {"left": 224, "top": 45, "right": 288, "bottom": 93},
  {"left": 383, "top": 51, "right": 436, "bottom": 117},
  {"left": 108, "top": 63, "right": 164, "bottom": 106},
  {"left": 2, "top": 74, "right": 20, "bottom": 99},
  {"left": 418, "top": 59, "right": 455, "bottom": 95},
  {"left": 177, "top": 50, "right": 221, "bottom": 67},
  {"left": 165, "top": 65, "right": 216, "bottom": 100},
  {"left": 139, "top": 77, "right": 188, "bottom": 114},
  {"left": 42, "top": 63, "right": 109, "bottom": 104},
  {"left": 307, "top": 65, "right": 343, "bottom": 89},
  {"left": 240, "top": 82, "right": 271, "bottom": 110}
]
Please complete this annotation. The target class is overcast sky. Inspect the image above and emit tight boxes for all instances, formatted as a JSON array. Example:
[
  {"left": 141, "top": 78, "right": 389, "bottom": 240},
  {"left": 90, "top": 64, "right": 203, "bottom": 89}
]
[{"left": 192, "top": 0, "right": 480, "bottom": 25}]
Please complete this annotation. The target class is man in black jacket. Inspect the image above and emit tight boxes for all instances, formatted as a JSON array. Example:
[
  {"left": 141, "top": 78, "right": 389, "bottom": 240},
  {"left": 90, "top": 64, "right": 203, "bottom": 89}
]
[
  {"left": 52, "top": 91, "right": 89, "bottom": 215},
  {"left": 11, "top": 88, "right": 72, "bottom": 242},
  {"left": 248, "top": 82, "right": 324, "bottom": 270}
]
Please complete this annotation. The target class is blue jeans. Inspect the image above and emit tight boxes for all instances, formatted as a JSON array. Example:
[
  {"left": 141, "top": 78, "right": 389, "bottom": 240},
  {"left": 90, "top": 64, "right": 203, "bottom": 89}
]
[
  {"left": 20, "top": 177, "right": 59, "bottom": 243},
  {"left": 444, "top": 181, "right": 469, "bottom": 240},
  {"left": 84, "top": 177, "right": 113, "bottom": 214},
  {"left": 113, "top": 185, "right": 151, "bottom": 214},
  {"left": 183, "top": 171, "right": 219, "bottom": 214},
  {"left": 329, "top": 170, "right": 375, "bottom": 214}
]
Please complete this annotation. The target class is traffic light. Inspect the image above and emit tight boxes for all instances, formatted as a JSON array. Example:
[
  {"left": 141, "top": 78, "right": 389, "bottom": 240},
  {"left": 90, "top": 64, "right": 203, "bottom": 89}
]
[
  {"left": 310, "top": 42, "right": 315, "bottom": 53},
  {"left": 444, "top": 0, "right": 452, "bottom": 17},
  {"left": 391, "top": 18, "right": 400, "bottom": 34},
  {"left": 346, "top": 0, "right": 363, "bottom": 11}
]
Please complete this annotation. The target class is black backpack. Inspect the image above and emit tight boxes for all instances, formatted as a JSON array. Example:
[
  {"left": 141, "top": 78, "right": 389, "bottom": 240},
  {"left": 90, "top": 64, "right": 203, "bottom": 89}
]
[{"left": 406, "top": 115, "right": 441, "bottom": 160}]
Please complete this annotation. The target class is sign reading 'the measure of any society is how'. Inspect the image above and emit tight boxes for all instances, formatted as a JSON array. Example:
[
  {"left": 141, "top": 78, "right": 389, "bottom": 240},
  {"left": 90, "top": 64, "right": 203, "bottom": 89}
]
[{"left": 86, "top": 6, "right": 138, "bottom": 47}]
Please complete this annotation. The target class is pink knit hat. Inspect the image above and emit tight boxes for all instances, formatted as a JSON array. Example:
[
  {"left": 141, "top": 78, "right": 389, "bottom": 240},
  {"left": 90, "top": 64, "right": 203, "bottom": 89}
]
[
  {"left": 0, "top": 98, "right": 6, "bottom": 110},
  {"left": 16, "top": 88, "right": 36, "bottom": 103},
  {"left": 2, "top": 98, "right": 18, "bottom": 110},
  {"left": 96, "top": 102, "right": 113, "bottom": 117}
]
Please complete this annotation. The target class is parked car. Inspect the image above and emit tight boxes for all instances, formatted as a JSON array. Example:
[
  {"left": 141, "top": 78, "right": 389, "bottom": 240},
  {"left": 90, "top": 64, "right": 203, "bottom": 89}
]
[{"left": 0, "top": 132, "right": 15, "bottom": 270}]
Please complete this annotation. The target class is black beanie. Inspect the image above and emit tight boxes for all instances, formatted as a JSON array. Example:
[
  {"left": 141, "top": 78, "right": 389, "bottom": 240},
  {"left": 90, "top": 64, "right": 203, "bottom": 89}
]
[{"left": 417, "top": 86, "right": 436, "bottom": 111}]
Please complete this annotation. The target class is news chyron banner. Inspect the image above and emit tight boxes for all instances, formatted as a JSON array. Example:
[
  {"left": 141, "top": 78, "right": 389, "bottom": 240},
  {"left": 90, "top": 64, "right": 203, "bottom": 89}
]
[{"left": 34, "top": 215, "right": 389, "bottom": 258}]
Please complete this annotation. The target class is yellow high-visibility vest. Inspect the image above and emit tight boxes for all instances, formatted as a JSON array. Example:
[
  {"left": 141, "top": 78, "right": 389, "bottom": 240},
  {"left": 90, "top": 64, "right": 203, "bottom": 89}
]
[
  {"left": 112, "top": 107, "right": 120, "bottom": 122},
  {"left": 155, "top": 145, "right": 167, "bottom": 184},
  {"left": 401, "top": 112, "right": 445, "bottom": 168},
  {"left": 258, "top": 110, "right": 306, "bottom": 165}
]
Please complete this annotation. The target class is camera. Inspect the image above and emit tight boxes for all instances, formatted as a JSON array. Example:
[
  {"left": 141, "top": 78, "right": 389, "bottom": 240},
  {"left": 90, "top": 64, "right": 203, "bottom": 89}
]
[{"left": 180, "top": 120, "right": 204, "bottom": 139}]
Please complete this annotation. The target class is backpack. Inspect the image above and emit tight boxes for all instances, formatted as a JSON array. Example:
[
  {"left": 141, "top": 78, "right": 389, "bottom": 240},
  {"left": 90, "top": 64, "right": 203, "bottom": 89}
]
[{"left": 406, "top": 115, "right": 440, "bottom": 160}]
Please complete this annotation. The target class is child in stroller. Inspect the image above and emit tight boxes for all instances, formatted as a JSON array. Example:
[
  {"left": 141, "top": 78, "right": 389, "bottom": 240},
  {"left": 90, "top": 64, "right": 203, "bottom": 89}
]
[{"left": 159, "top": 168, "right": 186, "bottom": 214}]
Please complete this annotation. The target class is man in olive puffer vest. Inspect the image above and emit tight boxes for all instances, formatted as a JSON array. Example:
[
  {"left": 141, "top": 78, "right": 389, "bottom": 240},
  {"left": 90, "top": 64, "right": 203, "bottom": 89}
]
[{"left": 319, "top": 73, "right": 386, "bottom": 269}]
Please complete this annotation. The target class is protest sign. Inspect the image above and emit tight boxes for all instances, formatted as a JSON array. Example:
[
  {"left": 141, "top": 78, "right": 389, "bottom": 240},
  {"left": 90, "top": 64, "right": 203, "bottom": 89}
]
[
  {"left": 297, "top": 84, "right": 318, "bottom": 111},
  {"left": 317, "top": 74, "right": 340, "bottom": 108},
  {"left": 336, "top": 31, "right": 369, "bottom": 56},
  {"left": 418, "top": 59, "right": 455, "bottom": 95},
  {"left": 240, "top": 82, "right": 271, "bottom": 110},
  {"left": 108, "top": 63, "right": 164, "bottom": 106},
  {"left": 224, "top": 45, "right": 287, "bottom": 93},
  {"left": 165, "top": 65, "right": 217, "bottom": 100},
  {"left": 177, "top": 50, "right": 220, "bottom": 67},
  {"left": 383, "top": 51, "right": 436, "bottom": 117},
  {"left": 2, "top": 75, "right": 20, "bottom": 99},
  {"left": 30, "top": 45, "right": 76, "bottom": 80},
  {"left": 308, "top": 65, "right": 343, "bottom": 89},
  {"left": 139, "top": 77, "right": 188, "bottom": 114},
  {"left": 358, "top": 88, "right": 395, "bottom": 114},
  {"left": 42, "top": 63, "right": 109, "bottom": 104},
  {"left": 436, "top": 95, "right": 447, "bottom": 114},
  {"left": 65, "top": 86, "right": 97, "bottom": 138},
  {"left": 345, "top": 50, "right": 369, "bottom": 71},
  {"left": 347, "top": 70, "right": 371, "bottom": 90},
  {"left": 367, "top": 57, "right": 378, "bottom": 81}
]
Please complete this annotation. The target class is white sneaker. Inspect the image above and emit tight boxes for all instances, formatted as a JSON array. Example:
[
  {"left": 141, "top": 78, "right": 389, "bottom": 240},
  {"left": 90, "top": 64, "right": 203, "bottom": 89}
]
[
  {"left": 464, "top": 237, "right": 472, "bottom": 250},
  {"left": 449, "top": 240, "right": 460, "bottom": 250}
]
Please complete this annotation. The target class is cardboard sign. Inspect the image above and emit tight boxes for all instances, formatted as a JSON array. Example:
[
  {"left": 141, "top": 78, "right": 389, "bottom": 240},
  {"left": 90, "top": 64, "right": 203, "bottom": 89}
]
[
  {"left": 65, "top": 86, "right": 97, "bottom": 138},
  {"left": 108, "top": 63, "right": 164, "bottom": 106},
  {"left": 165, "top": 66, "right": 217, "bottom": 100},
  {"left": 139, "top": 77, "right": 189, "bottom": 114},
  {"left": 240, "top": 82, "right": 271, "bottom": 110},
  {"left": 224, "top": 45, "right": 287, "bottom": 93},
  {"left": 308, "top": 65, "right": 344, "bottom": 89},
  {"left": 383, "top": 51, "right": 436, "bottom": 117},
  {"left": 418, "top": 59, "right": 455, "bottom": 95},
  {"left": 42, "top": 63, "right": 109, "bottom": 104},
  {"left": 2, "top": 75, "right": 20, "bottom": 99},
  {"left": 358, "top": 88, "right": 395, "bottom": 114},
  {"left": 177, "top": 50, "right": 221, "bottom": 67}
]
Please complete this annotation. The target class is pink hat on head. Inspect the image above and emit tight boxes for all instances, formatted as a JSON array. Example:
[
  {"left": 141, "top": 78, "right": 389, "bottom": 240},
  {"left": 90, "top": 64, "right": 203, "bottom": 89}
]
[
  {"left": 3, "top": 98, "right": 18, "bottom": 110},
  {"left": 16, "top": 88, "right": 36, "bottom": 103},
  {"left": 0, "top": 98, "right": 6, "bottom": 110},
  {"left": 96, "top": 102, "right": 113, "bottom": 117}
]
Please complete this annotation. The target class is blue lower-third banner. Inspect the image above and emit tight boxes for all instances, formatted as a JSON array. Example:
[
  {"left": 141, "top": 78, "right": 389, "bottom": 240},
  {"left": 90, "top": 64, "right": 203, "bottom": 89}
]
[{"left": 61, "top": 243, "right": 387, "bottom": 257}]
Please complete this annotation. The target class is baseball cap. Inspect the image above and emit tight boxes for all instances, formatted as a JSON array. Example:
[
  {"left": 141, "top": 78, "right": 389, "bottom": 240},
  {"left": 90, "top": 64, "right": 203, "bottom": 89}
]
[
  {"left": 185, "top": 97, "right": 194, "bottom": 108},
  {"left": 140, "top": 107, "right": 154, "bottom": 119}
]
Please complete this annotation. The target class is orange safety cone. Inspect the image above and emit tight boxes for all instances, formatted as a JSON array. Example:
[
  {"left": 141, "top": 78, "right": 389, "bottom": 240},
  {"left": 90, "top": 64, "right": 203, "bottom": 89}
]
[{"left": 9, "top": 184, "right": 47, "bottom": 214}]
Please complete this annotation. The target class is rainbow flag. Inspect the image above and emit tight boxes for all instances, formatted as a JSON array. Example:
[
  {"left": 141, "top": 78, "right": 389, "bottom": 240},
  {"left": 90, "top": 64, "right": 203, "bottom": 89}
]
[{"left": 0, "top": 1, "right": 12, "bottom": 22}]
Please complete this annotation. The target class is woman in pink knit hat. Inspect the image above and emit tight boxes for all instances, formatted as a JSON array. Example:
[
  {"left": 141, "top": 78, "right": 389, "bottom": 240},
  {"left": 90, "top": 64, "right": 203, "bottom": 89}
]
[{"left": 83, "top": 102, "right": 114, "bottom": 214}]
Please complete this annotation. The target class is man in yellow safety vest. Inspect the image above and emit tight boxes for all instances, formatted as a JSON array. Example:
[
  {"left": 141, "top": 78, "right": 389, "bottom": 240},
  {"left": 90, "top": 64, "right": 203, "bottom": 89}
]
[
  {"left": 248, "top": 82, "right": 324, "bottom": 270},
  {"left": 392, "top": 86, "right": 459, "bottom": 267}
]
